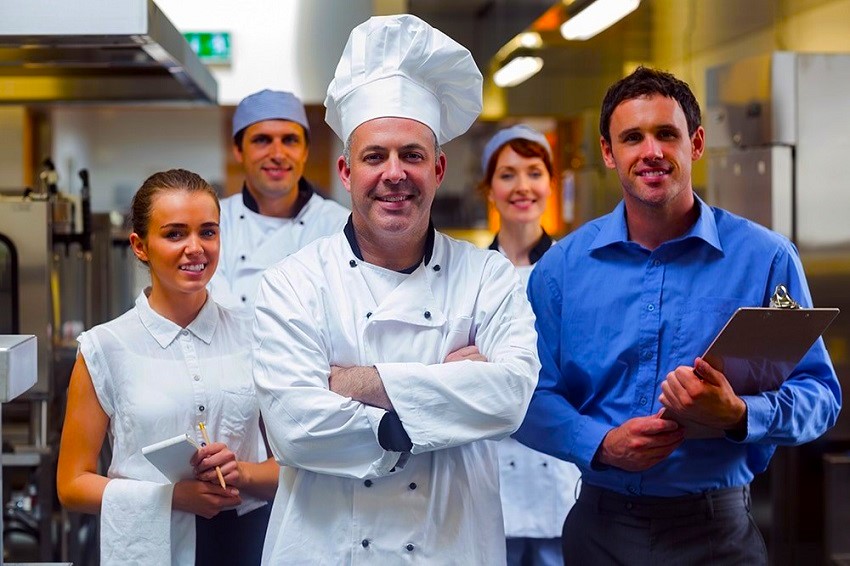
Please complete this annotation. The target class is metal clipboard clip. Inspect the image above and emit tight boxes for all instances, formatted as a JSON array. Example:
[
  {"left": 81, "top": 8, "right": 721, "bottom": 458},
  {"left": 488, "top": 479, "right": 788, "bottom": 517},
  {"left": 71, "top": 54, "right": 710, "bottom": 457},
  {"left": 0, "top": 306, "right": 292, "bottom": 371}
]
[{"left": 769, "top": 284, "right": 801, "bottom": 309}]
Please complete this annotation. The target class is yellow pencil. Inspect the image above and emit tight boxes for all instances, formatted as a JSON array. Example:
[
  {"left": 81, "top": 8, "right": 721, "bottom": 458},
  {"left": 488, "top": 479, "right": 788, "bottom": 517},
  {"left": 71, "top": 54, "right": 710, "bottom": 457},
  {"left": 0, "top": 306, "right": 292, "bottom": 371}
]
[{"left": 198, "top": 422, "right": 227, "bottom": 490}]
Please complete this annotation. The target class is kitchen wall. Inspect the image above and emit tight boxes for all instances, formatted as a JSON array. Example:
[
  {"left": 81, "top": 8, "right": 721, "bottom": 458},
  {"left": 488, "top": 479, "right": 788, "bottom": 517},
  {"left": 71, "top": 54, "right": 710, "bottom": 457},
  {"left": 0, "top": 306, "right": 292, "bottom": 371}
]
[
  {"left": 653, "top": 0, "right": 850, "bottom": 89},
  {"left": 52, "top": 107, "right": 224, "bottom": 212},
  {"left": 0, "top": 107, "right": 25, "bottom": 189},
  {"left": 155, "top": 0, "right": 373, "bottom": 105}
]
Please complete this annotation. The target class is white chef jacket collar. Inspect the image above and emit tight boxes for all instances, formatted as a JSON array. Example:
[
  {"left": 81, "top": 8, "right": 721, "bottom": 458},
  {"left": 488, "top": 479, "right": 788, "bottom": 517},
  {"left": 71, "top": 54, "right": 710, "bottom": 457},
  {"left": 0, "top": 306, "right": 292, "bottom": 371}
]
[
  {"left": 241, "top": 177, "right": 315, "bottom": 217},
  {"left": 135, "top": 289, "right": 218, "bottom": 348},
  {"left": 343, "top": 215, "right": 436, "bottom": 272}
]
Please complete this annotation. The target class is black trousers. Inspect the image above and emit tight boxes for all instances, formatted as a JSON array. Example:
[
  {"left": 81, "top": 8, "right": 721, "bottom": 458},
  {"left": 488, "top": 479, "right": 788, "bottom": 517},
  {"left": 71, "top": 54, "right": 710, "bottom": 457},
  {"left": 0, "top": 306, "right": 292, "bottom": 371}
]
[
  {"left": 195, "top": 503, "right": 271, "bottom": 566},
  {"left": 563, "top": 484, "right": 767, "bottom": 566}
]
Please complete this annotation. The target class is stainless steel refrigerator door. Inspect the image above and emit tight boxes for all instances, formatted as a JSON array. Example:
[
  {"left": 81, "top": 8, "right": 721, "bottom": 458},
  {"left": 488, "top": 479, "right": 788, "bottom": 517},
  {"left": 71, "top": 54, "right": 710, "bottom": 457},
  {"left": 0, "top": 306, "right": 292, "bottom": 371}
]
[
  {"left": 795, "top": 54, "right": 850, "bottom": 250},
  {"left": 707, "top": 145, "right": 793, "bottom": 239}
]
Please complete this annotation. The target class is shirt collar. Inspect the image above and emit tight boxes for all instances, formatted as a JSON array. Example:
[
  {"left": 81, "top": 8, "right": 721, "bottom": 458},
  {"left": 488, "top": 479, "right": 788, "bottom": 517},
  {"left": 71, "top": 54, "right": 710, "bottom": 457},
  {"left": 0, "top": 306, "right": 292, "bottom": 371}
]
[
  {"left": 135, "top": 289, "right": 218, "bottom": 348},
  {"left": 344, "top": 215, "right": 436, "bottom": 272},
  {"left": 589, "top": 194, "right": 722, "bottom": 253},
  {"left": 241, "top": 177, "right": 315, "bottom": 216},
  {"left": 488, "top": 229, "right": 553, "bottom": 265}
]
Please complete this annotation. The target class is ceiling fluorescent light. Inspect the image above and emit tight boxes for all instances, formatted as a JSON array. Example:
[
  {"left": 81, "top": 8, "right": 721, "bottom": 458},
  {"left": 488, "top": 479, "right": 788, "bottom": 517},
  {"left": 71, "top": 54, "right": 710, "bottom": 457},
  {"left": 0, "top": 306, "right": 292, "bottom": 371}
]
[
  {"left": 519, "top": 32, "right": 543, "bottom": 49},
  {"left": 561, "top": 0, "right": 641, "bottom": 41},
  {"left": 493, "top": 56, "right": 544, "bottom": 88}
]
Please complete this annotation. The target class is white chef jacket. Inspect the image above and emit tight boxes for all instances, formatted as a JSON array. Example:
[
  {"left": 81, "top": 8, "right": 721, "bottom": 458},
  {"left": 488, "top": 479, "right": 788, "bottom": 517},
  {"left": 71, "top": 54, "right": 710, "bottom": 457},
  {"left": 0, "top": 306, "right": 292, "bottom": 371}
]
[
  {"left": 79, "top": 290, "right": 266, "bottom": 565},
  {"left": 209, "top": 184, "right": 348, "bottom": 315},
  {"left": 253, "top": 228, "right": 541, "bottom": 565},
  {"left": 496, "top": 262, "right": 582, "bottom": 539}
]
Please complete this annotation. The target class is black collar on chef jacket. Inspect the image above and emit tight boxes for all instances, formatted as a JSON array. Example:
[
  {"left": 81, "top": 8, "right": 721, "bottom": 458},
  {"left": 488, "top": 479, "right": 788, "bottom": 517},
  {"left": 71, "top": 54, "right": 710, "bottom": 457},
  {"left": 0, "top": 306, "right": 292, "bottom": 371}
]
[
  {"left": 344, "top": 215, "right": 436, "bottom": 274},
  {"left": 488, "top": 228, "right": 553, "bottom": 265},
  {"left": 241, "top": 177, "right": 315, "bottom": 216}
]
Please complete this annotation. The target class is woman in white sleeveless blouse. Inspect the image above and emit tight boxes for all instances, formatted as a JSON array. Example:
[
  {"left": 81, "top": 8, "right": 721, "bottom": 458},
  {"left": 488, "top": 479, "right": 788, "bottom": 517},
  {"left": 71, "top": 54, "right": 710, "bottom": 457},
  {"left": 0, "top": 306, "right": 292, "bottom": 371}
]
[{"left": 57, "top": 169, "right": 277, "bottom": 565}]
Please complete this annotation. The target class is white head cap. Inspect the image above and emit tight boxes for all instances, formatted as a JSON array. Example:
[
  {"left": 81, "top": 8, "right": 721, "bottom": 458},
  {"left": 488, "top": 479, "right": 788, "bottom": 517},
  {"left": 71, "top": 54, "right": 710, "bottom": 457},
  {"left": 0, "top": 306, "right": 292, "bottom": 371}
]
[{"left": 324, "top": 14, "right": 483, "bottom": 145}]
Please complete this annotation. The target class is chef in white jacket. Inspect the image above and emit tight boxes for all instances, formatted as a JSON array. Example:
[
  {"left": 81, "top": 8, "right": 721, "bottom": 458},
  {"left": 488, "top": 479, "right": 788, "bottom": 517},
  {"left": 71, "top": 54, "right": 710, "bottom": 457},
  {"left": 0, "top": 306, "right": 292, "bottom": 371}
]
[
  {"left": 253, "top": 14, "right": 541, "bottom": 566},
  {"left": 209, "top": 89, "right": 348, "bottom": 314}
]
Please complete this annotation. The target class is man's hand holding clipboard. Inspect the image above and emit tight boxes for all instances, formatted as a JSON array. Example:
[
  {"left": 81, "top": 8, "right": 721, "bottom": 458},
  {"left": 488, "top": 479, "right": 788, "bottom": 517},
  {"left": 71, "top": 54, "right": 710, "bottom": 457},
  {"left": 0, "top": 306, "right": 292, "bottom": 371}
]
[
  {"left": 659, "top": 285, "right": 839, "bottom": 438},
  {"left": 660, "top": 357, "right": 748, "bottom": 434}
]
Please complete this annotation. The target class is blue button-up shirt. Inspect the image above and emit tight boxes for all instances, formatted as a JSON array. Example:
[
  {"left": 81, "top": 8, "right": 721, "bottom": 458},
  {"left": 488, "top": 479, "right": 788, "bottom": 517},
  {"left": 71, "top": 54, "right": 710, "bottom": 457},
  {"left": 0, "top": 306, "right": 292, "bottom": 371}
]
[{"left": 515, "top": 197, "right": 841, "bottom": 496}]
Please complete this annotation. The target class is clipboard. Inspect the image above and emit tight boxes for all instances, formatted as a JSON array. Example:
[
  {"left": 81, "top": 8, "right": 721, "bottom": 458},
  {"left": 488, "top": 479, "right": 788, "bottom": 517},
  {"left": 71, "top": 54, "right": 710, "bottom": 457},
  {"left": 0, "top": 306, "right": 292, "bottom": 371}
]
[
  {"left": 663, "top": 285, "right": 839, "bottom": 438},
  {"left": 701, "top": 306, "right": 838, "bottom": 395},
  {"left": 142, "top": 433, "right": 200, "bottom": 483}
]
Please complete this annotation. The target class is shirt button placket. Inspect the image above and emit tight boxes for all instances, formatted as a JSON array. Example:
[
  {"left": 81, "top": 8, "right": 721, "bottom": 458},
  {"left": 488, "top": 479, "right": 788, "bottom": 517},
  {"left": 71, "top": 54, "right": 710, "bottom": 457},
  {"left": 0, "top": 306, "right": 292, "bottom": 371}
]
[{"left": 183, "top": 333, "right": 206, "bottom": 424}]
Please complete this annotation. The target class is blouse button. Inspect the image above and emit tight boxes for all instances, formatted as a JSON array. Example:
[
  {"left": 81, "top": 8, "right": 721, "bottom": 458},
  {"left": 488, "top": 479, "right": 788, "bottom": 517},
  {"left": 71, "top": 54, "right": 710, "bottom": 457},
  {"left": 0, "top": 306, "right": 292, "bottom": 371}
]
[
  {"left": 181, "top": 330, "right": 189, "bottom": 336},
  {"left": 406, "top": 543, "right": 415, "bottom": 552},
  {"left": 364, "top": 479, "right": 373, "bottom": 487},
  {"left": 199, "top": 405, "right": 205, "bottom": 412},
  {"left": 241, "top": 296, "right": 247, "bottom": 302},
  {"left": 366, "top": 312, "right": 372, "bottom": 319},
  {"left": 408, "top": 482, "right": 417, "bottom": 490},
  {"left": 361, "top": 539, "right": 370, "bottom": 548},
  {"left": 542, "top": 462, "right": 548, "bottom": 468},
  {"left": 193, "top": 375, "right": 200, "bottom": 382},
  {"left": 240, "top": 255, "right": 246, "bottom": 261},
  {"left": 239, "top": 214, "right": 245, "bottom": 220},
  {"left": 349, "top": 259, "right": 357, "bottom": 267},
  {"left": 423, "top": 311, "right": 431, "bottom": 319},
  {"left": 432, "top": 264, "right": 441, "bottom": 272}
]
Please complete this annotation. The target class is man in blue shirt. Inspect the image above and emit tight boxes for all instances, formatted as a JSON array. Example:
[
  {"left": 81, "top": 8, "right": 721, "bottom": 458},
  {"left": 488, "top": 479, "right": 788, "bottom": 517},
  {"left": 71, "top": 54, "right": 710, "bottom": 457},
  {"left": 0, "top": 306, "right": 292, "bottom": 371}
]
[{"left": 514, "top": 66, "right": 841, "bottom": 565}]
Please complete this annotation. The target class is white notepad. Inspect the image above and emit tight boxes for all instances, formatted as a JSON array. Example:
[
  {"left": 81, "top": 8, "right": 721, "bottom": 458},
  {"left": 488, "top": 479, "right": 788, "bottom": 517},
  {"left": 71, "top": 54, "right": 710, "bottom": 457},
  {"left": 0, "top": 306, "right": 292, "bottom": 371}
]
[{"left": 142, "top": 433, "right": 201, "bottom": 483}]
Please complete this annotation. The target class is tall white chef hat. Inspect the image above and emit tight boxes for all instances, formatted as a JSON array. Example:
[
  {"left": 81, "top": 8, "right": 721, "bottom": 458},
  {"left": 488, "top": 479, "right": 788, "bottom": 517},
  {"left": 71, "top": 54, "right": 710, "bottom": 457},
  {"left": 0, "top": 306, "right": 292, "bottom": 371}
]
[{"left": 324, "top": 14, "right": 483, "bottom": 145}]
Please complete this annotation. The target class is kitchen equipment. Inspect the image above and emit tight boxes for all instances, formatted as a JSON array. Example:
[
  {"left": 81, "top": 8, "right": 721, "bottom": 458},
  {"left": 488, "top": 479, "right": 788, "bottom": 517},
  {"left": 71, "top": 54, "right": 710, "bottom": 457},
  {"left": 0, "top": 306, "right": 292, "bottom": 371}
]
[
  {"left": 0, "top": 0, "right": 217, "bottom": 104},
  {"left": 0, "top": 164, "right": 135, "bottom": 562}
]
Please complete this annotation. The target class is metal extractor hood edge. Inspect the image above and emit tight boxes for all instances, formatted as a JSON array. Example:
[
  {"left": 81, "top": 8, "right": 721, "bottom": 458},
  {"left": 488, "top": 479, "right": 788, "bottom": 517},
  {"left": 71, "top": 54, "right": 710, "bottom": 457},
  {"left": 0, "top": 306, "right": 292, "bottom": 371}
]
[{"left": 0, "top": 0, "right": 218, "bottom": 104}]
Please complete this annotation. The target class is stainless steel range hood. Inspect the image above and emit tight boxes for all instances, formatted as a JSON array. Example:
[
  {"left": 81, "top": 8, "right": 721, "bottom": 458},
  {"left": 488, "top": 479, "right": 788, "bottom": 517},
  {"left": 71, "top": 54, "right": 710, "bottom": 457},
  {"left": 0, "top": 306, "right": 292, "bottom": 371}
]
[{"left": 0, "top": 0, "right": 217, "bottom": 104}]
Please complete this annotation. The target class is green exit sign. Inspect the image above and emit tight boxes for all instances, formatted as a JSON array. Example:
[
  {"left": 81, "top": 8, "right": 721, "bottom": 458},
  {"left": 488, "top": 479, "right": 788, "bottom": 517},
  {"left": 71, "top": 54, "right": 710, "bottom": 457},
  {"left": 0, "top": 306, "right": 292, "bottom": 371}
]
[{"left": 184, "top": 31, "right": 231, "bottom": 64}]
